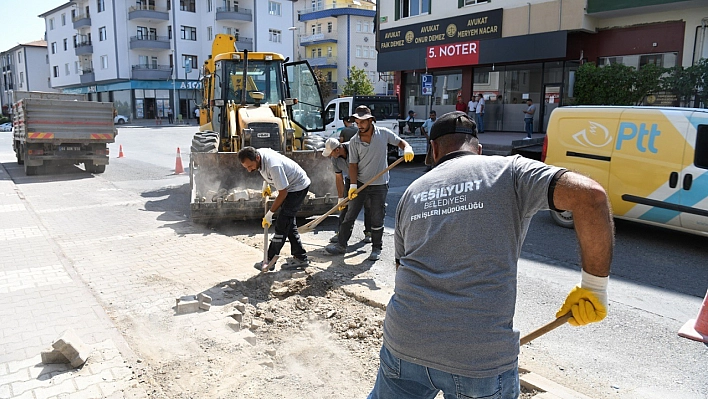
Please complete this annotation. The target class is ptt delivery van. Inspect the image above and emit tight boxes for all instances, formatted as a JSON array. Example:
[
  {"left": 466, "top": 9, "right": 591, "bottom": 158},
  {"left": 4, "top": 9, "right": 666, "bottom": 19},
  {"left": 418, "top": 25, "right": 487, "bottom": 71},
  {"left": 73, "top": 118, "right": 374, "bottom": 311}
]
[{"left": 543, "top": 106, "right": 708, "bottom": 237}]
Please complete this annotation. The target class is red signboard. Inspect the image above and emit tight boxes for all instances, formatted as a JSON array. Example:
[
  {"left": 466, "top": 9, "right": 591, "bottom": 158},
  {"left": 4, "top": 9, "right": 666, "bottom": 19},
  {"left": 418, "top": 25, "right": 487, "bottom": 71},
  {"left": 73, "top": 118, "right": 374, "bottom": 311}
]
[{"left": 426, "top": 41, "right": 479, "bottom": 68}]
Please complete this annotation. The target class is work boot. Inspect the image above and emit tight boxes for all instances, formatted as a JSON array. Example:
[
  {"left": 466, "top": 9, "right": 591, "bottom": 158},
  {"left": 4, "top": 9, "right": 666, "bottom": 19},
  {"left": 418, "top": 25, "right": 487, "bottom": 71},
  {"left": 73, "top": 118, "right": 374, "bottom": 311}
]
[
  {"left": 330, "top": 234, "right": 339, "bottom": 243},
  {"left": 282, "top": 257, "right": 310, "bottom": 270},
  {"left": 368, "top": 249, "right": 381, "bottom": 261},
  {"left": 325, "top": 243, "right": 347, "bottom": 255},
  {"left": 362, "top": 231, "right": 372, "bottom": 243},
  {"left": 254, "top": 260, "right": 275, "bottom": 272}
]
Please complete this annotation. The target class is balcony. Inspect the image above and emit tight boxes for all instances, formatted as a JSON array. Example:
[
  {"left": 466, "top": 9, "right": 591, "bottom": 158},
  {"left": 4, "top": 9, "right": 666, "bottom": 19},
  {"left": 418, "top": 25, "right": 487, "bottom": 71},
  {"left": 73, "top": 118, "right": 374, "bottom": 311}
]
[
  {"left": 300, "top": 31, "right": 337, "bottom": 45},
  {"left": 305, "top": 57, "right": 337, "bottom": 68},
  {"left": 215, "top": 6, "right": 252, "bottom": 22},
  {"left": 80, "top": 69, "right": 95, "bottom": 84},
  {"left": 74, "top": 41, "right": 93, "bottom": 56},
  {"left": 586, "top": 0, "right": 697, "bottom": 17},
  {"left": 298, "top": 3, "right": 375, "bottom": 21},
  {"left": 233, "top": 36, "right": 254, "bottom": 51},
  {"left": 72, "top": 13, "right": 91, "bottom": 29},
  {"left": 131, "top": 64, "right": 173, "bottom": 80},
  {"left": 128, "top": 4, "right": 169, "bottom": 21},
  {"left": 129, "top": 35, "right": 171, "bottom": 50}
]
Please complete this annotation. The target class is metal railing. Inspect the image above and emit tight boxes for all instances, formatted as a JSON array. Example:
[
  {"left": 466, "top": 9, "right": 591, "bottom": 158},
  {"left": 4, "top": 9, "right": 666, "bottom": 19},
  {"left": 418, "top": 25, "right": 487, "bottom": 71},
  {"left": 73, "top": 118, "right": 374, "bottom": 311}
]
[
  {"left": 130, "top": 35, "right": 170, "bottom": 42},
  {"left": 304, "top": 56, "right": 337, "bottom": 66},
  {"left": 72, "top": 13, "right": 90, "bottom": 22},
  {"left": 75, "top": 41, "right": 92, "bottom": 48},
  {"left": 216, "top": 6, "right": 252, "bottom": 15},
  {"left": 299, "top": 3, "right": 369, "bottom": 14},
  {"left": 128, "top": 4, "right": 168, "bottom": 12},
  {"left": 299, "top": 31, "right": 338, "bottom": 44},
  {"left": 81, "top": 68, "right": 94, "bottom": 74},
  {"left": 131, "top": 64, "right": 172, "bottom": 71}
]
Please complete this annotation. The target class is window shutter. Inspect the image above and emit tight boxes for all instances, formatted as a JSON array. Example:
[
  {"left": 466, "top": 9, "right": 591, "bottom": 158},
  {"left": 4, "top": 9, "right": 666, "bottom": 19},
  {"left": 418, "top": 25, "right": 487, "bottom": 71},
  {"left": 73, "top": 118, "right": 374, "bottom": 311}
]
[
  {"left": 458, "top": 0, "right": 464, "bottom": 8},
  {"left": 395, "top": 0, "right": 400, "bottom": 20}
]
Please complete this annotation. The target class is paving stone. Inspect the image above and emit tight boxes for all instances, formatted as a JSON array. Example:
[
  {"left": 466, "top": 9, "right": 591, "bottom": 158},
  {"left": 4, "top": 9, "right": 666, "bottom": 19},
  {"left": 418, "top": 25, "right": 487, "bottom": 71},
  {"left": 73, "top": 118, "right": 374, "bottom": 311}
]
[
  {"left": 175, "top": 296, "right": 200, "bottom": 315},
  {"left": 235, "top": 303, "right": 246, "bottom": 313},
  {"left": 238, "top": 296, "right": 249, "bottom": 304},
  {"left": 230, "top": 310, "right": 243, "bottom": 323},
  {"left": 237, "top": 329, "right": 257, "bottom": 346},
  {"left": 199, "top": 302, "right": 211, "bottom": 311},
  {"left": 51, "top": 329, "right": 92, "bottom": 368},
  {"left": 40, "top": 348, "right": 70, "bottom": 364},
  {"left": 249, "top": 319, "right": 264, "bottom": 331},
  {"left": 197, "top": 293, "right": 212, "bottom": 304}
]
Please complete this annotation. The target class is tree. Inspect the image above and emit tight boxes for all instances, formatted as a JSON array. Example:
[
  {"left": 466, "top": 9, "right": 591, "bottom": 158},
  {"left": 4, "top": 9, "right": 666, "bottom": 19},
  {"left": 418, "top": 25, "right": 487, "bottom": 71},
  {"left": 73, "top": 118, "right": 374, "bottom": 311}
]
[
  {"left": 574, "top": 62, "right": 666, "bottom": 106},
  {"left": 311, "top": 67, "right": 334, "bottom": 103},
  {"left": 660, "top": 59, "right": 708, "bottom": 107},
  {"left": 342, "top": 66, "right": 374, "bottom": 96}
]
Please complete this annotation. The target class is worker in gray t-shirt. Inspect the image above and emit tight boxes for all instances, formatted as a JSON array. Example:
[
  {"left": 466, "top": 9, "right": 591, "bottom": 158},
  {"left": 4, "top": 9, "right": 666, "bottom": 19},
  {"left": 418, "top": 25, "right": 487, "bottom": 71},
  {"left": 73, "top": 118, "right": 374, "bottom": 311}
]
[
  {"left": 368, "top": 111, "right": 614, "bottom": 399},
  {"left": 237, "top": 147, "right": 311, "bottom": 271},
  {"left": 523, "top": 98, "right": 537, "bottom": 139},
  {"left": 325, "top": 105, "right": 414, "bottom": 261},
  {"left": 339, "top": 117, "right": 358, "bottom": 143}
]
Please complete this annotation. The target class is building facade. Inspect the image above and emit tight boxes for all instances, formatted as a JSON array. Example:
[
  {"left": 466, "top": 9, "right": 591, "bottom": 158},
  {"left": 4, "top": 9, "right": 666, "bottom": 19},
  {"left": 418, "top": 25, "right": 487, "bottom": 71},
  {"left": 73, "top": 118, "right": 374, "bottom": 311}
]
[
  {"left": 376, "top": 0, "right": 708, "bottom": 132},
  {"left": 0, "top": 41, "right": 56, "bottom": 116},
  {"left": 295, "top": 0, "right": 390, "bottom": 101},
  {"left": 40, "top": 0, "right": 298, "bottom": 121}
]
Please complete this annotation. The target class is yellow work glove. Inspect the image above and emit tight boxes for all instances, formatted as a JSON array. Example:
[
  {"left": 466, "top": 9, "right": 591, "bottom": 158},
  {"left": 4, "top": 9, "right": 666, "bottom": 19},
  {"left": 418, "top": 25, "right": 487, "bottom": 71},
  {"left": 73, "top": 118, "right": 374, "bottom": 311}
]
[
  {"left": 337, "top": 197, "right": 347, "bottom": 211},
  {"left": 262, "top": 210, "right": 274, "bottom": 228},
  {"left": 403, "top": 145, "right": 414, "bottom": 162},
  {"left": 262, "top": 185, "right": 272, "bottom": 198},
  {"left": 556, "top": 270, "right": 609, "bottom": 326},
  {"left": 348, "top": 184, "right": 358, "bottom": 200}
]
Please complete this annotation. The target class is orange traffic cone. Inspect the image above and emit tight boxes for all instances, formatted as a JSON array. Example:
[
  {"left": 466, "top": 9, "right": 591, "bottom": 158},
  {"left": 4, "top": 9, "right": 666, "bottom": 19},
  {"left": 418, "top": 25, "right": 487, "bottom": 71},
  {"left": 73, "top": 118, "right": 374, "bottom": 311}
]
[
  {"left": 678, "top": 289, "right": 708, "bottom": 343},
  {"left": 174, "top": 147, "right": 184, "bottom": 174},
  {"left": 118, "top": 145, "right": 124, "bottom": 158}
]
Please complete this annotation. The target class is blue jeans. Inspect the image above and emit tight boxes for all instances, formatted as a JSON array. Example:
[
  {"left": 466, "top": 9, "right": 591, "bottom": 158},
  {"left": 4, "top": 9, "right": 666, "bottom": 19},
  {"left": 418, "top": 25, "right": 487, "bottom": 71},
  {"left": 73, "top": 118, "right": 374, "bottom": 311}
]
[
  {"left": 524, "top": 118, "right": 533, "bottom": 138},
  {"left": 368, "top": 345, "right": 520, "bottom": 399},
  {"left": 338, "top": 183, "right": 387, "bottom": 250},
  {"left": 476, "top": 113, "right": 485, "bottom": 133}
]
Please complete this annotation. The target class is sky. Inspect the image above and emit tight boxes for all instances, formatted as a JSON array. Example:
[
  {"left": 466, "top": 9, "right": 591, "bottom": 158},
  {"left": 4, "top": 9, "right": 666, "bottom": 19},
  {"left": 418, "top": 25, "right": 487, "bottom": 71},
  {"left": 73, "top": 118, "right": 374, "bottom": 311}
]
[{"left": 0, "top": 0, "right": 62, "bottom": 51}]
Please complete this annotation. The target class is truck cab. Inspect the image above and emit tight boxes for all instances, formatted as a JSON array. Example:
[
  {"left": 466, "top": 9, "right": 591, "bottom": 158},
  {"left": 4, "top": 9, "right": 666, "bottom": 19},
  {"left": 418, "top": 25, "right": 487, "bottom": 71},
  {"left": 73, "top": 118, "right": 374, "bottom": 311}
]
[{"left": 322, "top": 95, "right": 401, "bottom": 138}]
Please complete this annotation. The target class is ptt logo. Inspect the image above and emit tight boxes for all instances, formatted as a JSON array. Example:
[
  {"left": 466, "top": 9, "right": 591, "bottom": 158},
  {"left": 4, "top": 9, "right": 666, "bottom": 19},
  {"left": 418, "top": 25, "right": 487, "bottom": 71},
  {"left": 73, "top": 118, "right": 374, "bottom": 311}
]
[
  {"left": 616, "top": 122, "right": 660, "bottom": 153},
  {"left": 572, "top": 121, "right": 612, "bottom": 148}
]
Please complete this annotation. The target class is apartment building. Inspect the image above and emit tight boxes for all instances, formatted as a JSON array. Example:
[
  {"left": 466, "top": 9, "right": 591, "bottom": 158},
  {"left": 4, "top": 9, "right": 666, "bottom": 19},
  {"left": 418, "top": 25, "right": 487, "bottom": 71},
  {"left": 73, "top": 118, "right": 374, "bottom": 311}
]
[
  {"left": 294, "top": 0, "right": 389, "bottom": 100},
  {"left": 376, "top": 0, "right": 708, "bottom": 132},
  {"left": 0, "top": 41, "right": 57, "bottom": 116},
  {"left": 40, "top": 0, "right": 297, "bottom": 121}
]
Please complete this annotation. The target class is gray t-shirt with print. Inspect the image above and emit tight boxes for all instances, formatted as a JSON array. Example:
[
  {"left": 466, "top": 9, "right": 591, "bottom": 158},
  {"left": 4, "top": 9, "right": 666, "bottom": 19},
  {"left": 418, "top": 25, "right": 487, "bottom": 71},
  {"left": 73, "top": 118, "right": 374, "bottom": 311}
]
[
  {"left": 348, "top": 126, "right": 401, "bottom": 185},
  {"left": 385, "top": 153, "right": 564, "bottom": 378},
  {"left": 257, "top": 148, "right": 310, "bottom": 192},
  {"left": 331, "top": 142, "right": 350, "bottom": 180}
]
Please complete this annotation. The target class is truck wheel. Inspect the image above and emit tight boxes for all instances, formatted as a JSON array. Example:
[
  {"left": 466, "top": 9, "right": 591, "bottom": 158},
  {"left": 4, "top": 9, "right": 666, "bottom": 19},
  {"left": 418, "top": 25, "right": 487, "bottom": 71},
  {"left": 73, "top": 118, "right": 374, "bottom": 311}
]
[
  {"left": 84, "top": 161, "right": 106, "bottom": 174},
  {"left": 550, "top": 210, "right": 574, "bottom": 229},
  {"left": 16, "top": 143, "right": 24, "bottom": 165}
]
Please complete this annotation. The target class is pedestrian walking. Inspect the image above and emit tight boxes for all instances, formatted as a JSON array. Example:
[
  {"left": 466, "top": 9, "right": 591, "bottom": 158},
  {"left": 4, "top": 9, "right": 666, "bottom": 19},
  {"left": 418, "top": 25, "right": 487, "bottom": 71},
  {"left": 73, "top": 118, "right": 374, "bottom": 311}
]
[
  {"left": 523, "top": 98, "right": 536, "bottom": 139},
  {"left": 325, "top": 105, "right": 414, "bottom": 261},
  {"left": 467, "top": 96, "right": 478, "bottom": 120},
  {"left": 238, "top": 147, "right": 312, "bottom": 271},
  {"left": 322, "top": 138, "right": 372, "bottom": 244},
  {"left": 339, "top": 117, "right": 358, "bottom": 143},
  {"left": 367, "top": 111, "right": 614, "bottom": 399},
  {"left": 194, "top": 107, "right": 200, "bottom": 120},
  {"left": 166, "top": 106, "right": 174, "bottom": 124},
  {"left": 475, "top": 93, "right": 485, "bottom": 133},
  {"left": 420, "top": 110, "right": 436, "bottom": 171}
]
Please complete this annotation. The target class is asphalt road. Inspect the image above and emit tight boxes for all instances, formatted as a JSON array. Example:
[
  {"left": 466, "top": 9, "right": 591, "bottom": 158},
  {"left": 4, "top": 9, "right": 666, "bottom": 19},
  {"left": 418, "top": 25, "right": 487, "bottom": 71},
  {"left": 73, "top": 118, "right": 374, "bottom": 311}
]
[{"left": 2, "top": 126, "right": 707, "bottom": 398}]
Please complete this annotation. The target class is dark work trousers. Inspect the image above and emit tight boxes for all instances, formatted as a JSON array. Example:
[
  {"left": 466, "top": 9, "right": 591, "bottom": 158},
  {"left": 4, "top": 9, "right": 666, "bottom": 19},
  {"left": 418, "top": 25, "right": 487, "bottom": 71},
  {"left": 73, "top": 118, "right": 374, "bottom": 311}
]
[
  {"left": 339, "top": 177, "right": 371, "bottom": 234},
  {"left": 268, "top": 186, "right": 309, "bottom": 261},
  {"left": 338, "top": 183, "right": 387, "bottom": 250}
]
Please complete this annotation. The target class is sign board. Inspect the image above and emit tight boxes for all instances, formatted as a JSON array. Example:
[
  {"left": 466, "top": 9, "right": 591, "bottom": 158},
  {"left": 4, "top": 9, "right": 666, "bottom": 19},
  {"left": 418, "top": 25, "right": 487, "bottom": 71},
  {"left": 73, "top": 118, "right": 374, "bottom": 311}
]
[
  {"left": 185, "top": 59, "right": 192, "bottom": 74},
  {"left": 426, "top": 40, "right": 479, "bottom": 68},
  {"left": 421, "top": 74, "right": 433, "bottom": 96}
]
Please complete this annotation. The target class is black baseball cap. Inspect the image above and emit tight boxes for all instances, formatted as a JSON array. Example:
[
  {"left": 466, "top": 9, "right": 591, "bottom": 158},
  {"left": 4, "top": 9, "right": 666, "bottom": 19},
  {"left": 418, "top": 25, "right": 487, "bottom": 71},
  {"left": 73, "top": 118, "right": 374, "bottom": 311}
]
[{"left": 429, "top": 111, "right": 478, "bottom": 141}]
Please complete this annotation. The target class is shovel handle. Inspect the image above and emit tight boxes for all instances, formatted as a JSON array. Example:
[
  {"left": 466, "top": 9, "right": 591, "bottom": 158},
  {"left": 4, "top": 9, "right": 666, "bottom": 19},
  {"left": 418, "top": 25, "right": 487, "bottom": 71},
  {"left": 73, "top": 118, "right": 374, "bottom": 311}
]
[
  {"left": 520, "top": 313, "right": 572, "bottom": 346},
  {"left": 302, "top": 157, "right": 405, "bottom": 231}
]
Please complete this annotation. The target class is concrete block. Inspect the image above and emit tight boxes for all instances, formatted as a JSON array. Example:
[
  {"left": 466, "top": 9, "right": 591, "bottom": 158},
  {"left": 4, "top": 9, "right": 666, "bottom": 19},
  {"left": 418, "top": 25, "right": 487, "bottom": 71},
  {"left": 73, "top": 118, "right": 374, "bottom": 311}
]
[
  {"left": 197, "top": 293, "right": 212, "bottom": 304},
  {"left": 51, "top": 329, "right": 91, "bottom": 368},
  {"left": 230, "top": 310, "right": 243, "bottom": 323},
  {"left": 41, "top": 349, "right": 70, "bottom": 364},
  {"left": 265, "top": 347, "right": 276, "bottom": 357},
  {"left": 176, "top": 295, "right": 200, "bottom": 314},
  {"left": 199, "top": 302, "right": 211, "bottom": 311},
  {"left": 238, "top": 296, "right": 249, "bottom": 304},
  {"left": 235, "top": 303, "right": 246, "bottom": 313},
  {"left": 292, "top": 271, "right": 307, "bottom": 279},
  {"left": 249, "top": 319, "right": 264, "bottom": 331},
  {"left": 238, "top": 329, "right": 257, "bottom": 346}
]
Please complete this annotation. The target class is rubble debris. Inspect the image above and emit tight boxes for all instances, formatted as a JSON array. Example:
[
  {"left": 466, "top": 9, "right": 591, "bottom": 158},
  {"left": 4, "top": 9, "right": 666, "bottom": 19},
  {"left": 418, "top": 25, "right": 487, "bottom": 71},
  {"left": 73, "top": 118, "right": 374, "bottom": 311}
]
[{"left": 51, "top": 329, "right": 91, "bottom": 368}]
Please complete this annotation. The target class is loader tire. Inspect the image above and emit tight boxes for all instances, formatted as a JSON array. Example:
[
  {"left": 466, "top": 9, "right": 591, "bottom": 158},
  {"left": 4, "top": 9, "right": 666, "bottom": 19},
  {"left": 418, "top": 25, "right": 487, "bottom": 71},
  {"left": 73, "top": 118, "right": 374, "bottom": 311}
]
[{"left": 191, "top": 131, "right": 219, "bottom": 154}]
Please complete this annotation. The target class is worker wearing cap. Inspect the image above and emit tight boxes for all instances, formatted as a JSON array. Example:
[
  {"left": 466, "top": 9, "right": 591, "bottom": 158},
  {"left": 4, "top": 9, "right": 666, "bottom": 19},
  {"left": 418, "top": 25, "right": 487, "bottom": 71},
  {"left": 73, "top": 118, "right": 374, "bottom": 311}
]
[
  {"left": 325, "top": 105, "right": 414, "bottom": 261},
  {"left": 368, "top": 111, "right": 614, "bottom": 398},
  {"left": 322, "top": 137, "right": 372, "bottom": 244},
  {"left": 238, "top": 146, "right": 311, "bottom": 271}
]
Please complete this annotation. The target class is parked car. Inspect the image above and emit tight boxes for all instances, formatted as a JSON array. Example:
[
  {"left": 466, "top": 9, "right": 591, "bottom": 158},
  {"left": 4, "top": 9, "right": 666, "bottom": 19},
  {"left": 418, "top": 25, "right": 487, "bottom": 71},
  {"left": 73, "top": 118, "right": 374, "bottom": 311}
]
[
  {"left": 114, "top": 115, "right": 129, "bottom": 124},
  {"left": 0, "top": 122, "right": 12, "bottom": 131}
]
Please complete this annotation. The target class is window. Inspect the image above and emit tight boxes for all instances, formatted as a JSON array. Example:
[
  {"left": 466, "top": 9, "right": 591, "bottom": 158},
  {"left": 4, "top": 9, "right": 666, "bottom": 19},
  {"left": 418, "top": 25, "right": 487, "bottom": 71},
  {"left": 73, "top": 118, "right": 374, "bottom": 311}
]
[
  {"left": 53, "top": 66, "right": 59, "bottom": 77},
  {"left": 269, "top": 29, "right": 281, "bottom": 43},
  {"left": 49, "top": 18, "right": 55, "bottom": 30},
  {"left": 317, "top": 48, "right": 322, "bottom": 57},
  {"left": 75, "top": 61, "right": 80, "bottom": 73},
  {"left": 61, "top": 13, "right": 66, "bottom": 25},
  {"left": 398, "top": 0, "right": 430, "bottom": 18},
  {"left": 311, "top": 48, "right": 316, "bottom": 58},
  {"left": 63, "top": 39, "right": 67, "bottom": 51},
  {"left": 97, "top": 0, "right": 105, "bottom": 12},
  {"left": 327, "top": 46, "right": 332, "bottom": 57},
  {"left": 101, "top": 55, "right": 108, "bottom": 69},
  {"left": 269, "top": 1, "right": 281, "bottom": 16},
  {"left": 168, "top": 25, "right": 172, "bottom": 39},
  {"left": 317, "top": 24, "right": 322, "bottom": 34},
  {"left": 207, "top": 26, "right": 213, "bottom": 41},
  {"left": 18, "top": 51, "right": 22, "bottom": 63},
  {"left": 51, "top": 42, "right": 57, "bottom": 54},
  {"left": 327, "top": 22, "right": 332, "bottom": 33},
  {"left": 464, "top": 0, "right": 488, "bottom": 5},
  {"left": 311, "top": 24, "right": 316, "bottom": 35},
  {"left": 183, "top": 55, "right": 197, "bottom": 70},
  {"left": 181, "top": 26, "right": 197, "bottom": 40},
  {"left": 99, "top": 27, "right": 107, "bottom": 41},
  {"left": 65, "top": 64, "right": 70, "bottom": 75},
  {"left": 207, "top": 0, "right": 212, "bottom": 12},
  {"left": 356, "top": 45, "right": 362, "bottom": 57},
  {"left": 356, "top": 21, "right": 362, "bottom": 32},
  {"left": 363, "top": 22, "right": 370, "bottom": 33},
  {"left": 695, "top": 125, "right": 708, "bottom": 169},
  {"left": 167, "top": 0, "right": 171, "bottom": 10},
  {"left": 19, "top": 72, "right": 24, "bottom": 87},
  {"left": 180, "top": 0, "right": 196, "bottom": 12},
  {"left": 473, "top": 71, "right": 489, "bottom": 84},
  {"left": 640, "top": 54, "right": 663, "bottom": 68},
  {"left": 363, "top": 47, "right": 369, "bottom": 58}
]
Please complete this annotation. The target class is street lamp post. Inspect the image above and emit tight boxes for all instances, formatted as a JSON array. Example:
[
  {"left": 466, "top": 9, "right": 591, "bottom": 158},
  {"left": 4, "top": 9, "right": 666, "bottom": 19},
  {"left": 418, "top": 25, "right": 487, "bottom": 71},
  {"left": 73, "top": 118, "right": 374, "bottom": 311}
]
[{"left": 288, "top": 26, "right": 298, "bottom": 62}]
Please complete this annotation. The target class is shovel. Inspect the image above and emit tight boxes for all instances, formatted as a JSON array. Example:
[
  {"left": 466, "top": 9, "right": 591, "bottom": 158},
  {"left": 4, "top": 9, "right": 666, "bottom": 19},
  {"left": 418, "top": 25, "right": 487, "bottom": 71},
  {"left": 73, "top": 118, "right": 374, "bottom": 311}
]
[
  {"left": 259, "top": 185, "right": 279, "bottom": 273},
  {"left": 299, "top": 157, "right": 405, "bottom": 234},
  {"left": 520, "top": 312, "right": 572, "bottom": 345}
]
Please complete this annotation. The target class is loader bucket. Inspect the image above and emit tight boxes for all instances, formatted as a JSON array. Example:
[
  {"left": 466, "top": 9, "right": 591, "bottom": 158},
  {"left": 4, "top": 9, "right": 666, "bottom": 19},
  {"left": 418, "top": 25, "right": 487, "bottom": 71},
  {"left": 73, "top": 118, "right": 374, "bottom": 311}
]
[{"left": 190, "top": 150, "right": 338, "bottom": 222}]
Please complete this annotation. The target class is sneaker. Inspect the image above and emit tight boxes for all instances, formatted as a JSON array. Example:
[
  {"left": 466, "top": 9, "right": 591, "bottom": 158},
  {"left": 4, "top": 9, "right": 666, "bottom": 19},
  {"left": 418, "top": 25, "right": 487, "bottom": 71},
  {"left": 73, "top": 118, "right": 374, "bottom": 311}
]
[
  {"left": 282, "top": 257, "right": 310, "bottom": 270},
  {"left": 523, "top": 137, "right": 532, "bottom": 140},
  {"left": 254, "top": 260, "right": 275, "bottom": 272},
  {"left": 329, "top": 234, "right": 339, "bottom": 243},
  {"left": 363, "top": 232, "right": 372, "bottom": 243},
  {"left": 325, "top": 243, "right": 347, "bottom": 255},
  {"left": 368, "top": 249, "right": 381, "bottom": 261}
]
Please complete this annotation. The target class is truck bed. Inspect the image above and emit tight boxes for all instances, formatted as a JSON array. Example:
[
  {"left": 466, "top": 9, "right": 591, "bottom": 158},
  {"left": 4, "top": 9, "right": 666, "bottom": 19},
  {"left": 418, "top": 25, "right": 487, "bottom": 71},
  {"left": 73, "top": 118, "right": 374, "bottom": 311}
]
[{"left": 13, "top": 99, "right": 115, "bottom": 144}]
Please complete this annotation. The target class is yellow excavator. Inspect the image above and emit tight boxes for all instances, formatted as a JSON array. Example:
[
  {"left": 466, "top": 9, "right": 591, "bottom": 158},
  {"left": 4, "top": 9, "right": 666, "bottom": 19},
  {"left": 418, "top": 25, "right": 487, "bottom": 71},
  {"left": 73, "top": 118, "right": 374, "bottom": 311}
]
[{"left": 189, "top": 34, "right": 336, "bottom": 222}]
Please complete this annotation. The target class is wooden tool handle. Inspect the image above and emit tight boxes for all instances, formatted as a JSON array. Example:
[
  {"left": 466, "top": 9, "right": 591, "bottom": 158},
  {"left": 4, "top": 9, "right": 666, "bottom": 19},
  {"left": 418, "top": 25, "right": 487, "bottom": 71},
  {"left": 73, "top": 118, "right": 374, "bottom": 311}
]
[{"left": 520, "top": 313, "right": 572, "bottom": 346}]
